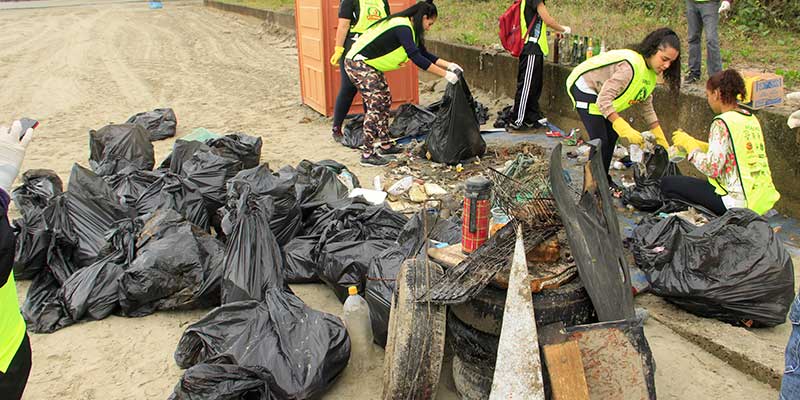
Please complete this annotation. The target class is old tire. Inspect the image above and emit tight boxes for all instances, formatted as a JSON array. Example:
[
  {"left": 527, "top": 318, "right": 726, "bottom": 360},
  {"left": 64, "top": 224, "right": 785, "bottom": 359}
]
[
  {"left": 452, "top": 354, "right": 493, "bottom": 400},
  {"left": 450, "top": 278, "right": 596, "bottom": 336},
  {"left": 383, "top": 258, "right": 446, "bottom": 400}
]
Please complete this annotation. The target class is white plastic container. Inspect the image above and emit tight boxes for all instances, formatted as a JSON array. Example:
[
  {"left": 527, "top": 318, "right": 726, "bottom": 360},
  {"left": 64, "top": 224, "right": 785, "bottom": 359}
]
[{"left": 343, "top": 286, "right": 374, "bottom": 371}]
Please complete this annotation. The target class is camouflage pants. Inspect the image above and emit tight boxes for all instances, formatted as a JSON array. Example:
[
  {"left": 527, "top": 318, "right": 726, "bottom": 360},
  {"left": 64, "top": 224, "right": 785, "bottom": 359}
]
[{"left": 344, "top": 59, "right": 391, "bottom": 153}]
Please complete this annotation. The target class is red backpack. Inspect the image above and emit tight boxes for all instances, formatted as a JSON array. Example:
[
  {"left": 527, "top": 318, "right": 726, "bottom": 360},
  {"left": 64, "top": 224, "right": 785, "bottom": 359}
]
[{"left": 499, "top": 0, "right": 538, "bottom": 57}]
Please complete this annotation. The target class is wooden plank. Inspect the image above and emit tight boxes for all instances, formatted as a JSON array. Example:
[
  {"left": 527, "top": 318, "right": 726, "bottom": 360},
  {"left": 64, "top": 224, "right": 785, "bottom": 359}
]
[{"left": 543, "top": 341, "right": 590, "bottom": 400}]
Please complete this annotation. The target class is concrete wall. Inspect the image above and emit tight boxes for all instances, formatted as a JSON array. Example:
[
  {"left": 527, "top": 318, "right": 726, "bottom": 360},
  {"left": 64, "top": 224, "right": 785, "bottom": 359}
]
[{"left": 206, "top": 1, "right": 800, "bottom": 217}]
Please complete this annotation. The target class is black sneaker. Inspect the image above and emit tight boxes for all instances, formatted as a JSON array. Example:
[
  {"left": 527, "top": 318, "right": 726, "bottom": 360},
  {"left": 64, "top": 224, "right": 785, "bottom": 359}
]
[
  {"left": 332, "top": 126, "right": 343, "bottom": 142},
  {"left": 377, "top": 145, "right": 403, "bottom": 155},
  {"left": 359, "top": 153, "right": 389, "bottom": 167},
  {"left": 507, "top": 120, "right": 543, "bottom": 131},
  {"left": 684, "top": 74, "right": 700, "bottom": 84}
]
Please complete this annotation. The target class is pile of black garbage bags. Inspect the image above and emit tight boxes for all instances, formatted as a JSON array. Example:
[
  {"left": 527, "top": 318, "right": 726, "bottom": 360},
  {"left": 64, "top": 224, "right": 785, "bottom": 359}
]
[{"left": 12, "top": 118, "right": 463, "bottom": 399}]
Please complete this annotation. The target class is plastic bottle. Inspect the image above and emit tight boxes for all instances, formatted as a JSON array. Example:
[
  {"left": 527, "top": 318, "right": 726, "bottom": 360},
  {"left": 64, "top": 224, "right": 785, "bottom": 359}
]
[
  {"left": 600, "top": 39, "right": 607, "bottom": 54},
  {"left": 552, "top": 33, "right": 561, "bottom": 64},
  {"left": 343, "top": 286, "right": 373, "bottom": 371}
]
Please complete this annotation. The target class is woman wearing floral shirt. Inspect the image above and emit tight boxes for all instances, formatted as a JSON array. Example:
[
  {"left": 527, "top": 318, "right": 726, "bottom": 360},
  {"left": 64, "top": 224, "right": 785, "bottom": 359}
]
[{"left": 661, "top": 69, "right": 780, "bottom": 216}]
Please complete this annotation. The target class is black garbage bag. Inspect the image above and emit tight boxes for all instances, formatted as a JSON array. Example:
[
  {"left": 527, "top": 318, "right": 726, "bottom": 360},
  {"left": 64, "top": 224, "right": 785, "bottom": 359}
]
[
  {"left": 389, "top": 103, "right": 435, "bottom": 139},
  {"left": 173, "top": 290, "right": 350, "bottom": 399},
  {"left": 318, "top": 239, "right": 394, "bottom": 302},
  {"left": 338, "top": 115, "right": 365, "bottom": 149},
  {"left": 21, "top": 269, "right": 72, "bottom": 333},
  {"left": 126, "top": 108, "right": 178, "bottom": 141},
  {"left": 41, "top": 195, "right": 80, "bottom": 284},
  {"left": 282, "top": 236, "right": 321, "bottom": 283},
  {"left": 365, "top": 211, "right": 462, "bottom": 346},
  {"left": 315, "top": 159, "right": 362, "bottom": 189},
  {"left": 105, "top": 167, "right": 161, "bottom": 208},
  {"left": 161, "top": 139, "right": 212, "bottom": 172},
  {"left": 61, "top": 252, "right": 126, "bottom": 322},
  {"left": 11, "top": 169, "right": 63, "bottom": 280},
  {"left": 12, "top": 208, "right": 49, "bottom": 280},
  {"left": 221, "top": 196, "right": 285, "bottom": 304},
  {"left": 427, "top": 73, "right": 486, "bottom": 165},
  {"left": 170, "top": 357, "right": 275, "bottom": 400},
  {"left": 291, "top": 160, "right": 350, "bottom": 211},
  {"left": 493, "top": 105, "right": 514, "bottom": 128},
  {"left": 306, "top": 199, "right": 407, "bottom": 245},
  {"left": 206, "top": 133, "right": 263, "bottom": 169},
  {"left": 632, "top": 208, "right": 795, "bottom": 327},
  {"left": 136, "top": 172, "right": 209, "bottom": 231},
  {"left": 89, "top": 124, "right": 155, "bottom": 176},
  {"left": 12, "top": 169, "right": 62, "bottom": 211},
  {"left": 181, "top": 150, "right": 242, "bottom": 212},
  {"left": 118, "top": 209, "right": 225, "bottom": 317},
  {"left": 65, "top": 164, "right": 130, "bottom": 269},
  {"left": 623, "top": 146, "right": 681, "bottom": 212},
  {"left": 225, "top": 165, "right": 302, "bottom": 246},
  {"left": 427, "top": 94, "right": 490, "bottom": 125}
]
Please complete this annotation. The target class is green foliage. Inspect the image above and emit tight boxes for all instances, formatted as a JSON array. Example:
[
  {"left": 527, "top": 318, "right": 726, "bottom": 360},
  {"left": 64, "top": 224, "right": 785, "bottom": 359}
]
[
  {"left": 776, "top": 69, "right": 800, "bottom": 89},
  {"left": 732, "top": 0, "right": 800, "bottom": 33},
  {"left": 459, "top": 31, "right": 479, "bottom": 46}
]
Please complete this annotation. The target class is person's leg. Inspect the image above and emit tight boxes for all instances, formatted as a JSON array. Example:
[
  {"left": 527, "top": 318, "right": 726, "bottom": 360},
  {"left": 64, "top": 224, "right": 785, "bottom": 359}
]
[
  {"left": 525, "top": 52, "right": 545, "bottom": 124},
  {"left": 510, "top": 53, "right": 536, "bottom": 128},
  {"left": 332, "top": 57, "right": 359, "bottom": 136},
  {"left": 660, "top": 175, "right": 727, "bottom": 215},
  {"left": 781, "top": 294, "right": 800, "bottom": 400},
  {"left": 345, "top": 60, "right": 378, "bottom": 155},
  {"left": 701, "top": 1, "right": 723, "bottom": 76},
  {"left": 0, "top": 334, "right": 32, "bottom": 400},
  {"left": 571, "top": 85, "right": 616, "bottom": 181},
  {"left": 686, "top": 0, "right": 703, "bottom": 79}
]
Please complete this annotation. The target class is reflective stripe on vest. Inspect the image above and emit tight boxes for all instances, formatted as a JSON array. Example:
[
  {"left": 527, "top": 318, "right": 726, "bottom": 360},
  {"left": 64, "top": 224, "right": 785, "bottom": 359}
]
[
  {"left": 565, "top": 49, "right": 657, "bottom": 115},
  {"left": 520, "top": 0, "right": 548, "bottom": 56},
  {"left": 346, "top": 17, "right": 415, "bottom": 72},
  {"left": 708, "top": 110, "right": 780, "bottom": 215},
  {"left": 0, "top": 274, "right": 26, "bottom": 373},
  {"left": 350, "top": 0, "right": 388, "bottom": 34}
]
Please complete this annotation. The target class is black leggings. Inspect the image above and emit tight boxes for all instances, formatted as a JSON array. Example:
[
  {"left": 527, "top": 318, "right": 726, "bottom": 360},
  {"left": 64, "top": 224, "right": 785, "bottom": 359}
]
[
  {"left": 332, "top": 38, "right": 366, "bottom": 129},
  {"left": 0, "top": 334, "right": 32, "bottom": 400},
  {"left": 570, "top": 84, "right": 617, "bottom": 182},
  {"left": 660, "top": 175, "right": 727, "bottom": 216}
]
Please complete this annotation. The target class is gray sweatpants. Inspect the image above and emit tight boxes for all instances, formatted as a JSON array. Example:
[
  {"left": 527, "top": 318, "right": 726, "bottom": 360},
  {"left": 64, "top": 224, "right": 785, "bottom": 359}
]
[{"left": 686, "top": 0, "right": 723, "bottom": 78}]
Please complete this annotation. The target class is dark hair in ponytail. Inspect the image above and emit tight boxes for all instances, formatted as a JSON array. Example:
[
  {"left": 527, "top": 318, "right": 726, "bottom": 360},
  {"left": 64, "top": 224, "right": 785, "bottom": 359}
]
[
  {"left": 379, "top": 1, "right": 437, "bottom": 46},
  {"left": 633, "top": 27, "right": 682, "bottom": 92},
  {"left": 707, "top": 69, "right": 746, "bottom": 105}
]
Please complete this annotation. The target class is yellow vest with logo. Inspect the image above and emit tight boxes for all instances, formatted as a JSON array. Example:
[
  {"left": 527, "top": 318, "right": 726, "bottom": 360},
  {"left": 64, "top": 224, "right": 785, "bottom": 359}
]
[
  {"left": 350, "top": 0, "right": 389, "bottom": 34},
  {"left": 520, "top": 0, "right": 549, "bottom": 56},
  {"left": 708, "top": 110, "right": 780, "bottom": 215},
  {"left": 346, "top": 17, "right": 416, "bottom": 72},
  {"left": 0, "top": 274, "right": 26, "bottom": 373},
  {"left": 566, "top": 49, "right": 657, "bottom": 115}
]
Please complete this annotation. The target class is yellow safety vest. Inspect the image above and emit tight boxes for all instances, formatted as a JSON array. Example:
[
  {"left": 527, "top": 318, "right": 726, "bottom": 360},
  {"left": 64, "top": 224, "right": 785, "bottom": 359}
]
[
  {"left": 346, "top": 17, "right": 416, "bottom": 72},
  {"left": 566, "top": 49, "right": 657, "bottom": 116},
  {"left": 0, "top": 274, "right": 26, "bottom": 373},
  {"left": 708, "top": 110, "right": 780, "bottom": 215},
  {"left": 520, "top": 0, "right": 548, "bottom": 56},
  {"left": 350, "top": 0, "right": 389, "bottom": 34}
]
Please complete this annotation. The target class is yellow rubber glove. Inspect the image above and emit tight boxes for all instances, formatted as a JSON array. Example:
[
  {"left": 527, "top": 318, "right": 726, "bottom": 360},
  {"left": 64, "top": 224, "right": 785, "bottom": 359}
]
[
  {"left": 611, "top": 118, "right": 644, "bottom": 145},
  {"left": 651, "top": 125, "right": 669, "bottom": 149},
  {"left": 329, "top": 46, "right": 345, "bottom": 66},
  {"left": 671, "top": 130, "right": 709, "bottom": 153}
]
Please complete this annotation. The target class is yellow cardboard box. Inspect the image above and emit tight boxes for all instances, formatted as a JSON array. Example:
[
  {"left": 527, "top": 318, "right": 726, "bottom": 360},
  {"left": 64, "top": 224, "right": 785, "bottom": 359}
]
[{"left": 739, "top": 70, "right": 784, "bottom": 109}]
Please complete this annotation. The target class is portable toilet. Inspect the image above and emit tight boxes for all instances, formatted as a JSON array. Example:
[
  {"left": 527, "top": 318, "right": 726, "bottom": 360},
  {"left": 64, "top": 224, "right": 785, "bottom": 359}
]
[{"left": 294, "top": 0, "right": 419, "bottom": 116}]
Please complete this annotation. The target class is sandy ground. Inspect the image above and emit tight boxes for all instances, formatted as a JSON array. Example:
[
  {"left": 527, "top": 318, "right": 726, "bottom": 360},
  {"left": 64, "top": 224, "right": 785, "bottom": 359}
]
[{"left": 0, "top": 0, "right": 781, "bottom": 399}]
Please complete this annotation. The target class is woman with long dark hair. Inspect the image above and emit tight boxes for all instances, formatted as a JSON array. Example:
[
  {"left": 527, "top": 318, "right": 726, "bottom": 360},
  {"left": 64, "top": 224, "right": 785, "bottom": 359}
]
[
  {"left": 662, "top": 69, "right": 780, "bottom": 216},
  {"left": 565, "top": 28, "right": 682, "bottom": 193},
  {"left": 344, "top": 0, "right": 462, "bottom": 166}
]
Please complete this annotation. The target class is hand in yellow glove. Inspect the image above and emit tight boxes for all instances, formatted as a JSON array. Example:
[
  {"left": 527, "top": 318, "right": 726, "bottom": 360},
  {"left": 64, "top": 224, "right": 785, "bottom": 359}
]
[
  {"left": 671, "top": 129, "right": 709, "bottom": 153},
  {"left": 611, "top": 118, "right": 644, "bottom": 145},
  {"left": 651, "top": 125, "right": 669, "bottom": 149},
  {"left": 329, "top": 46, "right": 345, "bottom": 66}
]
